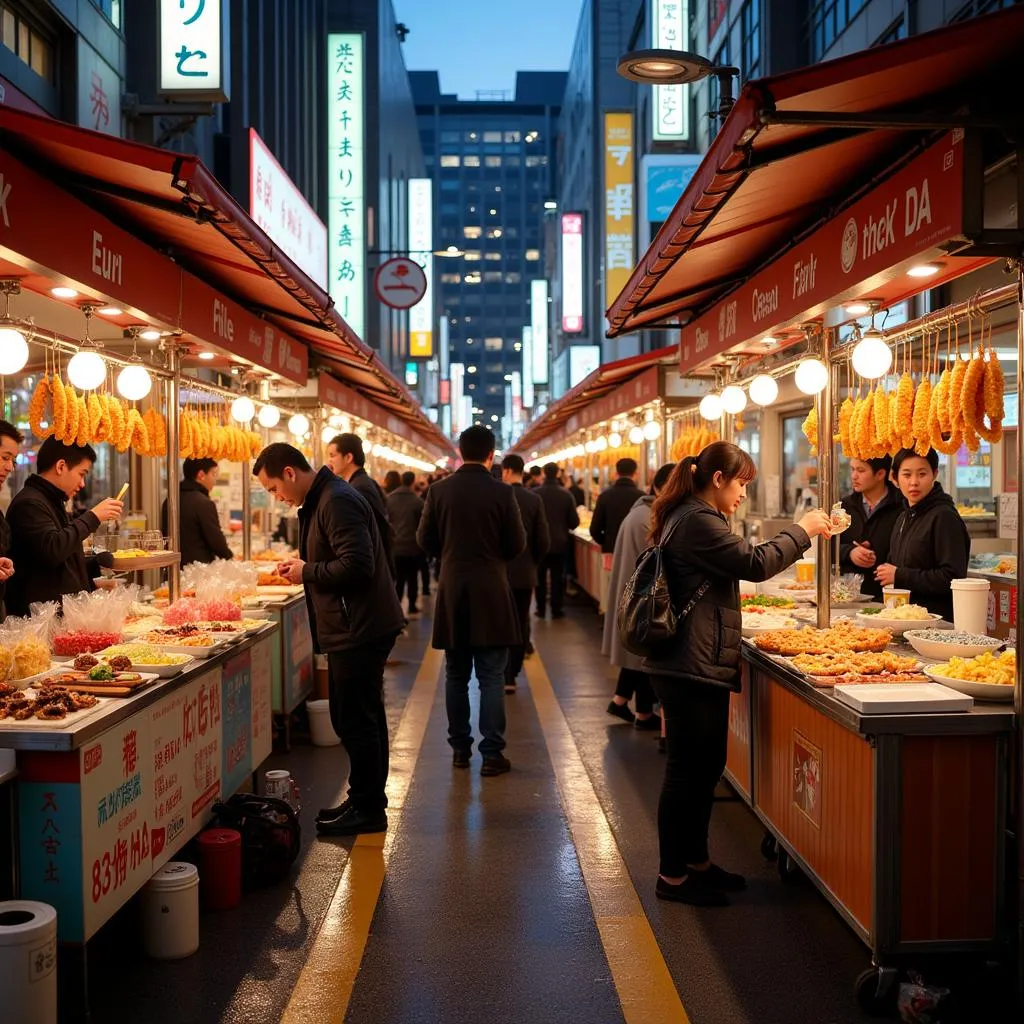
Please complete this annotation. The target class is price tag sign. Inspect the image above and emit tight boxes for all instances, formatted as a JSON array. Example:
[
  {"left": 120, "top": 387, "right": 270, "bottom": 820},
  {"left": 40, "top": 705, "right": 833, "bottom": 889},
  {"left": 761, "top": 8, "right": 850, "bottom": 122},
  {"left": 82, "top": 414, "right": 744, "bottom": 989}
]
[{"left": 998, "top": 492, "right": 1017, "bottom": 540}]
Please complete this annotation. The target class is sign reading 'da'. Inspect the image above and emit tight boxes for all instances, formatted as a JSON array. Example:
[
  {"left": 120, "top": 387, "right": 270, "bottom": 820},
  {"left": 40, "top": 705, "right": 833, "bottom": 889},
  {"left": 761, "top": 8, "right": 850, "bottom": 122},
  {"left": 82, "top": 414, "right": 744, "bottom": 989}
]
[{"left": 158, "top": 0, "right": 228, "bottom": 101}]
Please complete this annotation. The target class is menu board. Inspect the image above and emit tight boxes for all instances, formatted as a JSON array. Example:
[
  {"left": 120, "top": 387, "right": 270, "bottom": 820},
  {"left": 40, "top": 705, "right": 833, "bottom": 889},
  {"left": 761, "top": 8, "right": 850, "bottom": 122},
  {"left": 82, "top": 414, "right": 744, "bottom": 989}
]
[{"left": 222, "top": 649, "right": 253, "bottom": 795}]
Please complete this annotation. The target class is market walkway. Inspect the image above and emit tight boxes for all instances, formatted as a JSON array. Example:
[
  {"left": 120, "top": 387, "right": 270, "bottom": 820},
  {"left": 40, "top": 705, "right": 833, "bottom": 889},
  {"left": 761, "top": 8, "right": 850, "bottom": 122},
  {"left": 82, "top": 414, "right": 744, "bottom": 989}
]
[{"left": 82, "top": 601, "right": 887, "bottom": 1024}]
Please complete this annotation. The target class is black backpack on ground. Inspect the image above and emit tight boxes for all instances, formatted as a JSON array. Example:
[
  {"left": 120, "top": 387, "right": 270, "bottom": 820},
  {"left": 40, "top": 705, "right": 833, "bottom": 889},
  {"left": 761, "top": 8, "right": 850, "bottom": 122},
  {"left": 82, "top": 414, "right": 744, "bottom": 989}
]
[{"left": 211, "top": 794, "right": 301, "bottom": 888}]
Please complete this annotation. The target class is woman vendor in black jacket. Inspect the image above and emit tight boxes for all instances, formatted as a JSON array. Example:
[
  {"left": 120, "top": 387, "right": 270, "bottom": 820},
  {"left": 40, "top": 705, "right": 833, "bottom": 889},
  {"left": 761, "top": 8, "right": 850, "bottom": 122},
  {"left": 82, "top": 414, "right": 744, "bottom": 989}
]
[
  {"left": 644, "top": 442, "right": 832, "bottom": 907},
  {"left": 873, "top": 447, "right": 970, "bottom": 621}
]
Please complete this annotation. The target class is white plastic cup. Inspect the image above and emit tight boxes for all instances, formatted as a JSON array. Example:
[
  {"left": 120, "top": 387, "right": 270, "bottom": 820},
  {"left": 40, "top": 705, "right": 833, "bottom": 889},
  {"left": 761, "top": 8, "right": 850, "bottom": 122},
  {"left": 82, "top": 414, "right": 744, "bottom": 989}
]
[
  {"left": 0, "top": 901, "right": 57, "bottom": 1024},
  {"left": 141, "top": 862, "right": 199, "bottom": 960},
  {"left": 307, "top": 699, "right": 341, "bottom": 747},
  {"left": 951, "top": 578, "right": 989, "bottom": 634}
]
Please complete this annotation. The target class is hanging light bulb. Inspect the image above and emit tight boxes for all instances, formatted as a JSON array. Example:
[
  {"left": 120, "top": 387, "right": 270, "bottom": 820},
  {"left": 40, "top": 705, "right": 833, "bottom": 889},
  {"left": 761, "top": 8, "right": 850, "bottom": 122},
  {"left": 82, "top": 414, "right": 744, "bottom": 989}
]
[
  {"left": 67, "top": 349, "right": 106, "bottom": 391},
  {"left": 288, "top": 412, "right": 310, "bottom": 437},
  {"left": 720, "top": 385, "right": 747, "bottom": 415},
  {"left": 320, "top": 424, "right": 336, "bottom": 443},
  {"left": 0, "top": 326, "right": 29, "bottom": 375},
  {"left": 594, "top": 436, "right": 608, "bottom": 452},
  {"left": 748, "top": 374, "right": 779, "bottom": 406},
  {"left": 643, "top": 420, "right": 661, "bottom": 441},
  {"left": 231, "top": 395, "right": 256, "bottom": 423},
  {"left": 257, "top": 404, "right": 281, "bottom": 428},
  {"left": 608, "top": 431, "right": 622, "bottom": 448},
  {"left": 699, "top": 393, "right": 723, "bottom": 421},
  {"left": 628, "top": 425, "right": 645, "bottom": 445},
  {"left": 116, "top": 363, "right": 152, "bottom": 401},
  {"left": 795, "top": 358, "right": 829, "bottom": 395},
  {"left": 851, "top": 329, "right": 892, "bottom": 380}
]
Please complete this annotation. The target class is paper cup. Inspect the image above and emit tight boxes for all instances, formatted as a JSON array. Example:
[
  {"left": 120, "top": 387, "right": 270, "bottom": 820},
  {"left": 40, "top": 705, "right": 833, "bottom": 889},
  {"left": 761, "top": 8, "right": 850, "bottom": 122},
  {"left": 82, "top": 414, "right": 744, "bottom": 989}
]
[
  {"left": 950, "top": 578, "right": 989, "bottom": 635},
  {"left": 882, "top": 587, "right": 911, "bottom": 608},
  {"left": 795, "top": 560, "right": 815, "bottom": 583}
]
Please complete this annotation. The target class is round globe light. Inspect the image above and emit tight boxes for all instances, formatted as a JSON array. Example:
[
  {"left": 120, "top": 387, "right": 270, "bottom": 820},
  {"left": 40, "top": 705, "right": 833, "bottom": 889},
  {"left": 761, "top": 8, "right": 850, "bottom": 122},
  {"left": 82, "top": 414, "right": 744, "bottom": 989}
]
[
  {"left": 321, "top": 424, "right": 336, "bottom": 444},
  {"left": 231, "top": 396, "right": 256, "bottom": 423},
  {"left": 257, "top": 404, "right": 281, "bottom": 428},
  {"left": 288, "top": 412, "right": 310, "bottom": 437},
  {"left": 594, "top": 436, "right": 608, "bottom": 452},
  {"left": 643, "top": 420, "right": 661, "bottom": 441},
  {"left": 851, "top": 334, "right": 893, "bottom": 380},
  {"left": 699, "top": 393, "right": 723, "bottom": 421},
  {"left": 608, "top": 431, "right": 622, "bottom": 448},
  {"left": 748, "top": 374, "right": 779, "bottom": 406},
  {"left": 794, "top": 358, "right": 829, "bottom": 395},
  {"left": 67, "top": 349, "right": 106, "bottom": 391},
  {"left": 628, "top": 425, "right": 645, "bottom": 445},
  {"left": 0, "top": 327, "right": 29, "bottom": 375},
  {"left": 116, "top": 363, "right": 152, "bottom": 401},
  {"left": 720, "top": 385, "right": 747, "bottom": 415}
]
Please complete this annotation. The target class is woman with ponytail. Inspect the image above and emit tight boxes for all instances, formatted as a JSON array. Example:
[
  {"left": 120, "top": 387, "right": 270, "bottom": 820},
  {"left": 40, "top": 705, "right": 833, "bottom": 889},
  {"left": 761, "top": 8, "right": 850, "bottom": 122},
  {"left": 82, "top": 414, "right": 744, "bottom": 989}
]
[{"left": 645, "top": 442, "right": 831, "bottom": 906}]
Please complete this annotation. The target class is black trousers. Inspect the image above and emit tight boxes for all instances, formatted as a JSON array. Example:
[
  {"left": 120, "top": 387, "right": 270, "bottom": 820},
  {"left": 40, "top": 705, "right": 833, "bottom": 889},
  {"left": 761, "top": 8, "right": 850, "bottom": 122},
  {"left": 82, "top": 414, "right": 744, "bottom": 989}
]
[
  {"left": 614, "top": 667, "right": 655, "bottom": 714},
  {"left": 394, "top": 555, "right": 420, "bottom": 609},
  {"left": 649, "top": 675, "right": 730, "bottom": 876},
  {"left": 327, "top": 634, "right": 397, "bottom": 814},
  {"left": 420, "top": 554, "right": 432, "bottom": 594},
  {"left": 506, "top": 586, "right": 533, "bottom": 684},
  {"left": 535, "top": 551, "right": 566, "bottom": 615}
]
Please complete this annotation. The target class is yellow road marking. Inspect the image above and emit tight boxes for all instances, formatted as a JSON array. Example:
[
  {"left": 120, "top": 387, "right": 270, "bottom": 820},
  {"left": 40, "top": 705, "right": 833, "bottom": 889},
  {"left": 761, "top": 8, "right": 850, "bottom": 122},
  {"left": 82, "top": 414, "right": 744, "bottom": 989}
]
[
  {"left": 525, "top": 654, "right": 690, "bottom": 1024},
  {"left": 282, "top": 645, "right": 444, "bottom": 1024}
]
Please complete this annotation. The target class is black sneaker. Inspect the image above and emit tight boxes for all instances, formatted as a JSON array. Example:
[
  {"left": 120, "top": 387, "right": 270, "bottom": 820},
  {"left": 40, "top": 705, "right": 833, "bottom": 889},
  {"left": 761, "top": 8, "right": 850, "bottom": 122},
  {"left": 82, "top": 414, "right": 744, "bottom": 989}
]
[
  {"left": 655, "top": 875, "right": 729, "bottom": 907},
  {"left": 606, "top": 701, "right": 635, "bottom": 724},
  {"left": 480, "top": 754, "right": 511, "bottom": 776},
  {"left": 316, "top": 807, "right": 387, "bottom": 836},
  {"left": 452, "top": 748, "right": 471, "bottom": 768},
  {"left": 635, "top": 713, "right": 662, "bottom": 731},
  {"left": 691, "top": 863, "right": 747, "bottom": 891},
  {"left": 316, "top": 799, "right": 351, "bottom": 823}
]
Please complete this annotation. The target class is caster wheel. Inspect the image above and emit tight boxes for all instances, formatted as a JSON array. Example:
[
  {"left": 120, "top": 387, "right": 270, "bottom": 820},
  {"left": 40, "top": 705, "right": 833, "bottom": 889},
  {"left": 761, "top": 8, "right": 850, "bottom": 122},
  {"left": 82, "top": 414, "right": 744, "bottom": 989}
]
[
  {"left": 777, "top": 849, "right": 804, "bottom": 884},
  {"left": 760, "top": 832, "right": 778, "bottom": 862},
  {"left": 854, "top": 966, "right": 899, "bottom": 1017}
]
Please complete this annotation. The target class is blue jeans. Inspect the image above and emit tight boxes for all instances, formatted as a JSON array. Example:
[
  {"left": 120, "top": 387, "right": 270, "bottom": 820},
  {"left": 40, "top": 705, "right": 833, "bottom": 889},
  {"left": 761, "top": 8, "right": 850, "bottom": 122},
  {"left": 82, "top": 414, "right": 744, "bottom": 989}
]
[{"left": 445, "top": 647, "right": 509, "bottom": 757}]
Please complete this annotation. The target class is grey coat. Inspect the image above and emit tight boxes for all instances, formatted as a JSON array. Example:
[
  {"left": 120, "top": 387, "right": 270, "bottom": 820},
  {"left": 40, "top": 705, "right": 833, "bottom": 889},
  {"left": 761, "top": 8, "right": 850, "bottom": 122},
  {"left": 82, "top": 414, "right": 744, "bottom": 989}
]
[{"left": 602, "top": 495, "right": 654, "bottom": 672}]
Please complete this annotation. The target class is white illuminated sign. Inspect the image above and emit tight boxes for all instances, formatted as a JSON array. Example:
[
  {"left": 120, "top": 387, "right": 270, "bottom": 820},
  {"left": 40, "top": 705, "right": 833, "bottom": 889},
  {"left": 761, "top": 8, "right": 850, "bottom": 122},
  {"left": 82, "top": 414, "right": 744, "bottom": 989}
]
[
  {"left": 327, "top": 34, "right": 366, "bottom": 340},
  {"left": 522, "top": 326, "right": 535, "bottom": 409},
  {"left": 249, "top": 129, "right": 328, "bottom": 289},
  {"left": 408, "top": 178, "right": 434, "bottom": 358},
  {"left": 569, "top": 345, "right": 601, "bottom": 388},
  {"left": 561, "top": 214, "right": 584, "bottom": 334},
  {"left": 652, "top": 0, "right": 690, "bottom": 142},
  {"left": 511, "top": 371, "right": 523, "bottom": 424},
  {"left": 531, "top": 279, "right": 549, "bottom": 385},
  {"left": 159, "top": 0, "right": 226, "bottom": 99},
  {"left": 450, "top": 362, "right": 465, "bottom": 434}
]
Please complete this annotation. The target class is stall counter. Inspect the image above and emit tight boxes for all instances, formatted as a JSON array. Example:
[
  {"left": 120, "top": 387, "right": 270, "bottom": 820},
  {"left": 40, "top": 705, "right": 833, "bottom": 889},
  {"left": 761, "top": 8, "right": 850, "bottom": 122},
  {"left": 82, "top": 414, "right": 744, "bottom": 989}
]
[{"left": 570, "top": 528, "right": 603, "bottom": 606}]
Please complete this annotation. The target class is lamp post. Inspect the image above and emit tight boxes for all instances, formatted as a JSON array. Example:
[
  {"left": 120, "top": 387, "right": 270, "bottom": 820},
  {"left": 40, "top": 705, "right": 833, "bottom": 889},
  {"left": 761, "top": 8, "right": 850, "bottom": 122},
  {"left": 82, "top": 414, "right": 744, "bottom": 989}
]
[{"left": 616, "top": 49, "right": 740, "bottom": 125}]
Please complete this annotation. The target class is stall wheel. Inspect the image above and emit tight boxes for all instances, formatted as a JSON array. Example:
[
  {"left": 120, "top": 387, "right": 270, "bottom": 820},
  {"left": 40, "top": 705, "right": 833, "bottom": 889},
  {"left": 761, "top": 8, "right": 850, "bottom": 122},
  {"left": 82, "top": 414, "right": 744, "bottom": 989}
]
[
  {"left": 853, "top": 966, "right": 899, "bottom": 1017},
  {"left": 759, "top": 832, "right": 778, "bottom": 862},
  {"left": 777, "top": 848, "right": 804, "bottom": 884}
]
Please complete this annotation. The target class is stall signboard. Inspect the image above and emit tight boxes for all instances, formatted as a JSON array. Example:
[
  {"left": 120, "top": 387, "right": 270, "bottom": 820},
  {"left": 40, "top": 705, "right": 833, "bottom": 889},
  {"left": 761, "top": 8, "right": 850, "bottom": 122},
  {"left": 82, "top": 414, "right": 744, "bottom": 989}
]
[
  {"left": 531, "top": 279, "right": 549, "bottom": 384},
  {"left": 327, "top": 33, "right": 366, "bottom": 341},
  {"left": 318, "top": 373, "right": 435, "bottom": 454},
  {"left": 281, "top": 602, "right": 314, "bottom": 713},
  {"left": 561, "top": 365, "right": 661, "bottom": 438},
  {"left": 409, "top": 178, "right": 434, "bottom": 357},
  {"left": 680, "top": 131, "right": 966, "bottom": 373},
  {"left": 251, "top": 637, "right": 275, "bottom": 767},
  {"left": 249, "top": 128, "right": 328, "bottom": 288},
  {"left": 222, "top": 649, "right": 253, "bottom": 796},
  {"left": 158, "top": 0, "right": 228, "bottom": 101},
  {"left": 561, "top": 213, "right": 584, "bottom": 333},
  {"left": 641, "top": 155, "right": 702, "bottom": 225},
  {"left": 522, "top": 328, "right": 535, "bottom": 408},
  {"left": 604, "top": 114, "right": 635, "bottom": 319},
  {"left": 651, "top": 1, "right": 690, "bottom": 141}
]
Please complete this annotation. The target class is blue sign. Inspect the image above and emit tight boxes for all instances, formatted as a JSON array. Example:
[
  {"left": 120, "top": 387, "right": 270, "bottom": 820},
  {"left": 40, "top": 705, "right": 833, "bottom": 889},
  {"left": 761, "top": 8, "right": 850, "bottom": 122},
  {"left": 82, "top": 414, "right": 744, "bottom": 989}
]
[
  {"left": 221, "top": 650, "right": 253, "bottom": 795},
  {"left": 646, "top": 162, "right": 700, "bottom": 222}
]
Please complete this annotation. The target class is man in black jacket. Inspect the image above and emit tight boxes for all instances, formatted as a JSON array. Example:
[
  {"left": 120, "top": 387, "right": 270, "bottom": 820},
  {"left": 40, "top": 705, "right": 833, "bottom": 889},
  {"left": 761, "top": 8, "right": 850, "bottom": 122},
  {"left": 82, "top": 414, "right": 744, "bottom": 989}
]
[
  {"left": 501, "top": 454, "right": 549, "bottom": 692},
  {"left": 417, "top": 426, "right": 526, "bottom": 775},
  {"left": 534, "top": 463, "right": 579, "bottom": 618},
  {"left": 326, "top": 432, "right": 393, "bottom": 567},
  {"left": 386, "top": 470, "right": 424, "bottom": 615},
  {"left": 836, "top": 456, "right": 903, "bottom": 600},
  {"left": 5, "top": 437, "right": 123, "bottom": 616},
  {"left": 590, "top": 457, "right": 645, "bottom": 554},
  {"left": 161, "top": 458, "right": 233, "bottom": 566},
  {"left": 255, "top": 443, "right": 405, "bottom": 837},
  {"left": 0, "top": 419, "right": 23, "bottom": 620}
]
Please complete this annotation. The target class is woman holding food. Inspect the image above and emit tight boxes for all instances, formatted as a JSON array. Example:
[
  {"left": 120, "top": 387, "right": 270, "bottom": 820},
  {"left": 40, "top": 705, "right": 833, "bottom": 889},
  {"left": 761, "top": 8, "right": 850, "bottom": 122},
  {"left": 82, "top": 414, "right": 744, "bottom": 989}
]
[
  {"left": 643, "top": 442, "right": 831, "bottom": 907},
  {"left": 873, "top": 448, "right": 970, "bottom": 621}
]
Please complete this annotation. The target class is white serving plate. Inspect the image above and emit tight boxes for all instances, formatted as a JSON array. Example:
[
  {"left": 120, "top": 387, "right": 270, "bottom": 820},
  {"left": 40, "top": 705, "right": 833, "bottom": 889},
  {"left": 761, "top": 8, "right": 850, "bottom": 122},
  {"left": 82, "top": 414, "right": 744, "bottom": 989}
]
[
  {"left": 6, "top": 663, "right": 68, "bottom": 690},
  {"left": 854, "top": 611, "right": 943, "bottom": 636},
  {"left": 833, "top": 681, "right": 973, "bottom": 714},
  {"left": 256, "top": 585, "right": 304, "bottom": 596},
  {"left": 0, "top": 694, "right": 111, "bottom": 730},
  {"left": 107, "top": 659, "right": 191, "bottom": 678},
  {"left": 922, "top": 666, "right": 1014, "bottom": 702},
  {"left": 147, "top": 641, "right": 229, "bottom": 660},
  {"left": 741, "top": 617, "right": 799, "bottom": 638},
  {"left": 903, "top": 630, "right": 1004, "bottom": 660}
]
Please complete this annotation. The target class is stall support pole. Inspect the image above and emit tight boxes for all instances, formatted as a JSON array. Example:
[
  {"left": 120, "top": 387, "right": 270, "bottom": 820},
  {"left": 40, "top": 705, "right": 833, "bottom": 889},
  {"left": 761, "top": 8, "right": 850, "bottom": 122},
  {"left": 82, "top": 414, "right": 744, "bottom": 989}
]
[
  {"left": 815, "top": 330, "right": 835, "bottom": 629},
  {"left": 241, "top": 462, "right": 252, "bottom": 561},
  {"left": 657, "top": 400, "right": 668, "bottom": 469},
  {"left": 166, "top": 346, "right": 181, "bottom": 603},
  {"left": 1015, "top": 261, "right": 1024, "bottom": 1005}
]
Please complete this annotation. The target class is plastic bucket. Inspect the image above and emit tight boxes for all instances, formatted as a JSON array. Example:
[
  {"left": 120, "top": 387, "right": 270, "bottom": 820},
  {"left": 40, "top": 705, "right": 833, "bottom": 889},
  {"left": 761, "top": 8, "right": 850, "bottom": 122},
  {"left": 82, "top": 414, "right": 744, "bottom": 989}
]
[
  {"left": 141, "top": 862, "right": 199, "bottom": 959},
  {"left": 0, "top": 901, "right": 57, "bottom": 1024},
  {"left": 196, "top": 829, "right": 242, "bottom": 911},
  {"left": 307, "top": 699, "right": 340, "bottom": 746}
]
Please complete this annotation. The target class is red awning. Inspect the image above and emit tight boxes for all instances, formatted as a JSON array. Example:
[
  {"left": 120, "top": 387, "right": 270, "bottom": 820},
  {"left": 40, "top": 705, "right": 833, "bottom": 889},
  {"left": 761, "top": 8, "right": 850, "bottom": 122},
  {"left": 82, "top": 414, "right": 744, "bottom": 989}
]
[
  {"left": 0, "top": 107, "right": 454, "bottom": 456},
  {"left": 515, "top": 345, "right": 677, "bottom": 454},
  {"left": 606, "top": 5, "right": 1024, "bottom": 346}
]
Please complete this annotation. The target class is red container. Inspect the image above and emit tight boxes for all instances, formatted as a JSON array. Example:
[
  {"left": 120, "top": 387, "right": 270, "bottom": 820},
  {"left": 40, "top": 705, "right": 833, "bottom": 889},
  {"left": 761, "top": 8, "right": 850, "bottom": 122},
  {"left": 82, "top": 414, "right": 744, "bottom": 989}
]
[{"left": 196, "top": 828, "right": 242, "bottom": 911}]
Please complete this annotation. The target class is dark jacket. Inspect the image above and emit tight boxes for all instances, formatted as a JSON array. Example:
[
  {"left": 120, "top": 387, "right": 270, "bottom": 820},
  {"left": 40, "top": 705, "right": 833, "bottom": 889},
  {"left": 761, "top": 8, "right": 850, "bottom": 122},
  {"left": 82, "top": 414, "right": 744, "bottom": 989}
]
[
  {"left": 507, "top": 483, "right": 550, "bottom": 590},
  {"left": 887, "top": 483, "right": 970, "bottom": 621},
  {"left": 417, "top": 463, "right": 526, "bottom": 649},
  {"left": 386, "top": 485, "right": 424, "bottom": 558},
  {"left": 642, "top": 498, "right": 811, "bottom": 691},
  {"left": 298, "top": 467, "right": 405, "bottom": 653},
  {"left": 0, "top": 509, "right": 9, "bottom": 621},
  {"left": 837, "top": 483, "right": 904, "bottom": 599},
  {"left": 568, "top": 484, "right": 585, "bottom": 507},
  {"left": 535, "top": 479, "right": 580, "bottom": 555},
  {"left": 4, "top": 475, "right": 99, "bottom": 616},
  {"left": 347, "top": 467, "right": 393, "bottom": 565},
  {"left": 591, "top": 477, "right": 645, "bottom": 554},
  {"left": 160, "top": 479, "right": 233, "bottom": 566}
]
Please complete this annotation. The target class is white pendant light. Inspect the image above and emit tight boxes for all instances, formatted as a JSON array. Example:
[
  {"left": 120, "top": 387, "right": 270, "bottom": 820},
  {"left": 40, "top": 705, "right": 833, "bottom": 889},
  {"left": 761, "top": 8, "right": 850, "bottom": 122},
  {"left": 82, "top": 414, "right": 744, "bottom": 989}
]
[
  {"left": 720, "top": 385, "right": 747, "bottom": 415},
  {"left": 231, "top": 395, "right": 256, "bottom": 423},
  {"left": 643, "top": 420, "right": 661, "bottom": 441},
  {"left": 320, "top": 424, "right": 336, "bottom": 443},
  {"left": 257, "top": 404, "right": 280, "bottom": 428},
  {"left": 699, "top": 393, "right": 722, "bottom": 421},
  {"left": 594, "top": 435, "right": 608, "bottom": 452},
  {"left": 115, "top": 363, "right": 153, "bottom": 401},
  {"left": 67, "top": 349, "right": 106, "bottom": 391},
  {"left": 748, "top": 374, "right": 779, "bottom": 406},
  {"left": 795, "top": 358, "right": 829, "bottom": 395},
  {"left": 0, "top": 327, "right": 29, "bottom": 375},
  {"left": 608, "top": 431, "right": 622, "bottom": 448},
  {"left": 850, "top": 330, "right": 893, "bottom": 380},
  {"left": 288, "top": 412, "right": 310, "bottom": 437},
  {"left": 628, "top": 425, "right": 645, "bottom": 445}
]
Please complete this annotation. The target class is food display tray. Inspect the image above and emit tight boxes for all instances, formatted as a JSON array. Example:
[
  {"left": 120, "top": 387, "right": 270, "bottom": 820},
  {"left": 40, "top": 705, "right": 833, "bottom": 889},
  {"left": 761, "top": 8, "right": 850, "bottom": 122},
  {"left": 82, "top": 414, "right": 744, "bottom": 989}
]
[
  {"left": 833, "top": 681, "right": 973, "bottom": 714},
  {"left": 109, "top": 551, "right": 181, "bottom": 570},
  {"left": 922, "top": 666, "right": 1014, "bottom": 702}
]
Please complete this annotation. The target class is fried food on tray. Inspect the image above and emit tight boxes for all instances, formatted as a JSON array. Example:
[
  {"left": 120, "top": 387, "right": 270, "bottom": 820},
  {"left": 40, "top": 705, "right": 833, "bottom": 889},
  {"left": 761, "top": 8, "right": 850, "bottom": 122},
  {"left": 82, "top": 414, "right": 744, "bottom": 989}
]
[
  {"left": 791, "top": 651, "right": 918, "bottom": 676},
  {"left": 754, "top": 620, "right": 892, "bottom": 656},
  {"left": 258, "top": 573, "right": 292, "bottom": 587},
  {"left": 931, "top": 649, "right": 1015, "bottom": 685},
  {"left": 827, "top": 672, "right": 929, "bottom": 685}
]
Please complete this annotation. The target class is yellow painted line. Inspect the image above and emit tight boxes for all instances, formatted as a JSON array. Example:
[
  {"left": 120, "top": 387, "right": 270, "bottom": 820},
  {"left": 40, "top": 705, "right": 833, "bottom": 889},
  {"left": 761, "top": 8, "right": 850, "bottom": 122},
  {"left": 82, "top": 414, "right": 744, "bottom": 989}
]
[
  {"left": 525, "top": 654, "right": 690, "bottom": 1024},
  {"left": 282, "top": 644, "right": 444, "bottom": 1024}
]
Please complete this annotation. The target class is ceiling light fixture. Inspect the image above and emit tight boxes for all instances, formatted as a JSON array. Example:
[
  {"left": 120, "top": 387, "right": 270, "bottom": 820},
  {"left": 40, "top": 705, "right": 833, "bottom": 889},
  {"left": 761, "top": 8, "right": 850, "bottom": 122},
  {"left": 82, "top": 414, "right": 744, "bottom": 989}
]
[
  {"left": 851, "top": 326, "right": 892, "bottom": 379},
  {"left": 98, "top": 306, "right": 123, "bottom": 317},
  {"left": 748, "top": 374, "right": 779, "bottom": 406},
  {"left": 140, "top": 329, "right": 162, "bottom": 342},
  {"left": 907, "top": 263, "right": 941, "bottom": 278},
  {"left": 197, "top": 351, "right": 216, "bottom": 360},
  {"left": 845, "top": 301, "right": 872, "bottom": 316},
  {"left": 66, "top": 306, "right": 106, "bottom": 391},
  {"left": 720, "top": 385, "right": 747, "bottom": 415},
  {"left": 256, "top": 405, "right": 280, "bottom": 428},
  {"left": 50, "top": 286, "right": 78, "bottom": 299},
  {"left": 795, "top": 358, "right": 829, "bottom": 395},
  {"left": 699, "top": 393, "right": 723, "bottom": 421},
  {"left": 0, "top": 281, "right": 29, "bottom": 376}
]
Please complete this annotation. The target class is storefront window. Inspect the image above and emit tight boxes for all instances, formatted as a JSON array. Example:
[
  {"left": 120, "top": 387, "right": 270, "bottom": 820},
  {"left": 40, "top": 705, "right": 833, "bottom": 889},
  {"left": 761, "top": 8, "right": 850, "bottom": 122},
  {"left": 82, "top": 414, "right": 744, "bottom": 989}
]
[
  {"left": 735, "top": 411, "right": 761, "bottom": 511},
  {"left": 782, "top": 409, "right": 817, "bottom": 515}
]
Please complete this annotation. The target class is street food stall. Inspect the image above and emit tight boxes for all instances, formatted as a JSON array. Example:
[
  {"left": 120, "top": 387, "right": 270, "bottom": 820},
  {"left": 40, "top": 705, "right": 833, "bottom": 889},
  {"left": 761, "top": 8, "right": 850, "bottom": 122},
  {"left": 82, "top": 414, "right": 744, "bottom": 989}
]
[{"left": 604, "top": 7, "right": 1024, "bottom": 1010}]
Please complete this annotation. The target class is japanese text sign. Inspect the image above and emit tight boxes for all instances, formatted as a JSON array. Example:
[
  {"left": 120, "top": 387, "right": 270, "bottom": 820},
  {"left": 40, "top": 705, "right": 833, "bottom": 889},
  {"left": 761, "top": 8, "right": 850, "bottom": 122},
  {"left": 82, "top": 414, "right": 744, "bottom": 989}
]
[
  {"left": 159, "top": 0, "right": 228, "bottom": 100},
  {"left": 561, "top": 214, "right": 584, "bottom": 334},
  {"left": 652, "top": 1, "right": 690, "bottom": 141},
  {"left": 327, "top": 34, "right": 366, "bottom": 341},
  {"left": 531, "top": 279, "right": 550, "bottom": 385},
  {"left": 604, "top": 113, "right": 635, "bottom": 320},
  {"left": 408, "top": 178, "right": 434, "bottom": 358}
]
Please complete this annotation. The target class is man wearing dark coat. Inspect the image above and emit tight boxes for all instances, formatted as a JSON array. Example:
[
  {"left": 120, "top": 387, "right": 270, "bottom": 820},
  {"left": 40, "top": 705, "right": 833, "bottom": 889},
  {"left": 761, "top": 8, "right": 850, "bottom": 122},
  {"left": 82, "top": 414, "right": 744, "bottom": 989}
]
[{"left": 417, "top": 426, "right": 526, "bottom": 776}]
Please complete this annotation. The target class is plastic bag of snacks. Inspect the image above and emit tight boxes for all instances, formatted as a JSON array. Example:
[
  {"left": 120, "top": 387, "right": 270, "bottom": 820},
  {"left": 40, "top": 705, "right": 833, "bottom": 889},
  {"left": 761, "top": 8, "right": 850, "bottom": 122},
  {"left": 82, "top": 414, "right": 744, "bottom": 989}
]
[
  {"left": 163, "top": 596, "right": 205, "bottom": 626},
  {"left": 0, "top": 607, "right": 59, "bottom": 682},
  {"left": 186, "top": 559, "right": 258, "bottom": 603},
  {"left": 51, "top": 586, "right": 139, "bottom": 655}
]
